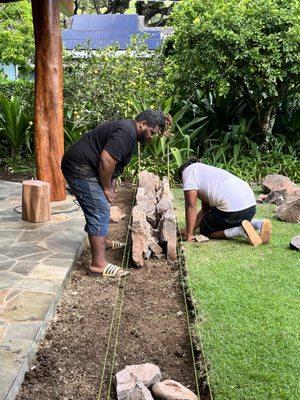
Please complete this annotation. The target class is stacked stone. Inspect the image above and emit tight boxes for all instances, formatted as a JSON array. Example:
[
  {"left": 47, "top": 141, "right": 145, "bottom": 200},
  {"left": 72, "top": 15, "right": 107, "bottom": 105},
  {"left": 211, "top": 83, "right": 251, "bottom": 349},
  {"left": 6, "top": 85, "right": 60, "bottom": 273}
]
[{"left": 131, "top": 171, "right": 177, "bottom": 267}]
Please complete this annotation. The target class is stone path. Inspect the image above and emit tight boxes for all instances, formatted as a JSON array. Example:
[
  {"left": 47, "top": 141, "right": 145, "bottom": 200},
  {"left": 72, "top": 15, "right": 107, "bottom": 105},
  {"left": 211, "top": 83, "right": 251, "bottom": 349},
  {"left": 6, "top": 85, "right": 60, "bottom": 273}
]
[{"left": 0, "top": 181, "right": 86, "bottom": 400}]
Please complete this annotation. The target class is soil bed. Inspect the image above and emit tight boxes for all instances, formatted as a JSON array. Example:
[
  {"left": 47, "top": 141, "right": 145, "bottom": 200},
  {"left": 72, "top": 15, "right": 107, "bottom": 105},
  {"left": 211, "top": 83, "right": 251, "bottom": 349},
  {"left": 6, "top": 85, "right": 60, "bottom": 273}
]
[{"left": 16, "top": 186, "right": 198, "bottom": 400}]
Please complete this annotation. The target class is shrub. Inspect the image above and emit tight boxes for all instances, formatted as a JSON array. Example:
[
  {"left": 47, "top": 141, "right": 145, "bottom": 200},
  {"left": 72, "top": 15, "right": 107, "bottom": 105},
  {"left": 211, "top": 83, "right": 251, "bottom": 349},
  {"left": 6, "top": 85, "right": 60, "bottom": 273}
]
[
  {"left": 63, "top": 38, "right": 165, "bottom": 136},
  {"left": 167, "top": 0, "right": 300, "bottom": 141}
]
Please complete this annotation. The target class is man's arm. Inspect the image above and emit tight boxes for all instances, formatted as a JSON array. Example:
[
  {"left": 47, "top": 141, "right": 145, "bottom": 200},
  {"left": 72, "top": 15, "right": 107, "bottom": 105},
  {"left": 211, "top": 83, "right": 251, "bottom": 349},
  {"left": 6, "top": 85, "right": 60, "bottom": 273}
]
[
  {"left": 98, "top": 150, "right": 118, "bottom": 203},
  {"left": 194, "top": 201, "right": 210, "bottom": 230},
  {"left": 184, "top": 190, "right": 198, "bottom": 242}
]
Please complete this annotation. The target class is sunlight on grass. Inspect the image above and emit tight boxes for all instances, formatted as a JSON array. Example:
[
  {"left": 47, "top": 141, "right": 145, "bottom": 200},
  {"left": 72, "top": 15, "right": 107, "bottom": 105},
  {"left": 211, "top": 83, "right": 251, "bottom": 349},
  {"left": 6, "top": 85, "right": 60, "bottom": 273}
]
[{"left": 173, "top": 187, "right": 300, "bottom": 400}]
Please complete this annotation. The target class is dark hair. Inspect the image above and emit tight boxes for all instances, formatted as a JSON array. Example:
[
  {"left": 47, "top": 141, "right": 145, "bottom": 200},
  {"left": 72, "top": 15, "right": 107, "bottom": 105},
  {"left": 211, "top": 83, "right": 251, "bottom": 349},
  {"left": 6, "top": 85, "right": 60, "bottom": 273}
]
[
  {"left": 135, "top": 109, "right": 166, "bottom": 132},
  {"left": 178, "top": 157, "right": 200, "bottom": 180}
]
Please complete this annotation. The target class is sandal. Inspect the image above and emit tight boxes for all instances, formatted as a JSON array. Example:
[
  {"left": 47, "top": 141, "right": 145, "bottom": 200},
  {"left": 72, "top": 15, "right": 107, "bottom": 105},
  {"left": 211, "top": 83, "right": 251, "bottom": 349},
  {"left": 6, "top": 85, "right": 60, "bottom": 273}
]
[
  {"left": 242, "top": 220, "right": 263, "bottom": 247},
  {"left": 88, "top": 263, "right": 129, "bottom": 278},
  {"left": 106, "top": 240, "right": 126, "bottom": 250}
]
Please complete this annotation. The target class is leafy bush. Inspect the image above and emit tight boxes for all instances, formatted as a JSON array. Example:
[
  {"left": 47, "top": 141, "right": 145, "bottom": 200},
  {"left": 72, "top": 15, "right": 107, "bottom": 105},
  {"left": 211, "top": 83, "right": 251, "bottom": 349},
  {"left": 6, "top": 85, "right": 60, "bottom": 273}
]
[
  {"left": 203, "top": 153, "right": 300, "bottom": 183},
  {"left": 167, "top": 0, "right": 300, "bottom": 140},
  {"left": 63, "top": 38, "right": 165, "bottom": 137},
  {"left": 0, "top": 93, "right": 32, "bottom": 158}
]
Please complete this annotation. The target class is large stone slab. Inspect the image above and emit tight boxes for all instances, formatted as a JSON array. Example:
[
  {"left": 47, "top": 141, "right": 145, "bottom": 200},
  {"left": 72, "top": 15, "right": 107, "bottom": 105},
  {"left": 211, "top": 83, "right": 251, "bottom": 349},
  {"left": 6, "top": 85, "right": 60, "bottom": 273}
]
[
  {"left": 1, "top": 291, "right": 55, "bottom": 322},
  {"left": 262, "top": 174, "right": 296, "bottom": 194},
  {"left": 277, "top": 191, "right": 300, "bottom": 223}
]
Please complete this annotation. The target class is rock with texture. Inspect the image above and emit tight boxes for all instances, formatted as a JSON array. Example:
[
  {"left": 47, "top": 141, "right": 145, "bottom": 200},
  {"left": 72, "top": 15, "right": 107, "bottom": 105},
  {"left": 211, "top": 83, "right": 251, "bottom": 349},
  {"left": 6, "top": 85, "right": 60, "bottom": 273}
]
[
  {"left": 132, "top": 205, "right": 152, "bottom": 267},
  {"left": 262, "top": 174, "right": 296, "bottom": 194},
  {"left": 115, "top": 364, "right": 161, "bottom": 400},
  {"left": 124, "top": 381, "right": 154, "bottom": 400},
  {"left": 110, "top": 206, "right": 126, "bottom": 223},
  {"left": 256, "top": 194, "right": 267, "bottom": 204},
  {"left": 265, "top": 190, "right": 286, "bottom": 205},
  {"left": 160, "top": 209, "right": 177, "bottom": 261},
  {"left": 139, "top": 171, "right": 160, "bottom": 194},
  {"left": 290, "top": 236, "right": 300, "bottom": 251},
  {"left": 152, "top": 380, "right": 198, "bottom": 400},
  {"left": 276, "top": 190, "right": 300, "bottom": 223}
]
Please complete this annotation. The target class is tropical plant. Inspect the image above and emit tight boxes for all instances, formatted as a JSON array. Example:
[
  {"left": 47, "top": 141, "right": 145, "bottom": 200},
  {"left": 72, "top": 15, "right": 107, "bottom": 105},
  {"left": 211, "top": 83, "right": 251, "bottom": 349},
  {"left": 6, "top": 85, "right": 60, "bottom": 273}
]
[
  {"left": 167, "top": 0, "right": 300, "bottom": 143},
  {"left": 0, "top": 94, "right": 32, "bottom": 158}
]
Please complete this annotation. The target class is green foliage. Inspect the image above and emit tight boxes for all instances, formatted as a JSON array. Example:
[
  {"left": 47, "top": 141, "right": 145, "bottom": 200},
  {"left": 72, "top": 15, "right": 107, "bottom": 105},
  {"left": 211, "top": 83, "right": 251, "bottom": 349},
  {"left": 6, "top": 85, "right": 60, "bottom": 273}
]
[
  {"left": 203, "top": 153, "right": 300, "bottom": 183},
  {"left": 174, "top": 188, "right": 300, "bottom": 400},
  {"left": 0, "top": 94, "right": 32, "bottom": 158},
  {"left": 167, "top": 0, "right": 300, "bottom": 137},
  {"left": 63, "top": 38, "right": 165, "bottom": 134},
  {"left": 0, "top": 79, "right": 34, "bottom": 115},
  {"left": 2, "top": 154, "right": 35, "bottom": 175},
  {"left": 0, "top": 1, "right": 34, "bottom": 67}
]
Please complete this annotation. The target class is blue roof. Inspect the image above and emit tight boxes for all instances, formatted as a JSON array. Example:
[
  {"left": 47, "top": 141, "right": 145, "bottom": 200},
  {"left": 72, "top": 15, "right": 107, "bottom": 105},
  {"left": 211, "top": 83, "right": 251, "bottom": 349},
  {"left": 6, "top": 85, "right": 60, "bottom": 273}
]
[{"left": 62, "top": 14, "right": 162, "bottom": 50}]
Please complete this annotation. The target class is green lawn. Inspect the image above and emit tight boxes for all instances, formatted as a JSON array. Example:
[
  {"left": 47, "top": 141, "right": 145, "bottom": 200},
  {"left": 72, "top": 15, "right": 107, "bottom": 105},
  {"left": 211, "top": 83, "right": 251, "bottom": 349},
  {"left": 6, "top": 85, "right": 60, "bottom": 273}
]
[{"left": 173, "top": 187, "right": 300, "bottom": 400}]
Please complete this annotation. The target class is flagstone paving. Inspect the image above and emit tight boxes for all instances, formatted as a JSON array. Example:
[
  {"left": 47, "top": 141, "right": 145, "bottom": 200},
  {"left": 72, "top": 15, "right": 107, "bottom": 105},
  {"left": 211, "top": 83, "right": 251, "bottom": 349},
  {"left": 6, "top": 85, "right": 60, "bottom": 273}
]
[{"left": 0, "top": 181, "right": 86, "bottom": 400}]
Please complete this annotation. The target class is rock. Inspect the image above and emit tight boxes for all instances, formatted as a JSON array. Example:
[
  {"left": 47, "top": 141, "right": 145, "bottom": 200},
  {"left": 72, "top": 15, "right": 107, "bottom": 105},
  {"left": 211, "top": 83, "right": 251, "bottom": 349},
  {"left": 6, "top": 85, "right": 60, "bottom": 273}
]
[
  {"left": 157, "top": 197, "right": 173, "bottom": 216},
  {"left": 277, "top": 190, "right": 300, "bottom": 223},
  {"left": 262, "top": 174, "right": 296, "bottom": 194},
  {"left": 256, "top": 194, "right": 267, "bottom": 204},
  {"left": 265, "top": 190, "right": 287, "bottom": 205},
  {"left": 160, "top": 209, "right": 177, "bottom": 261},
  {"left": 290, "top": 236, "right": 300, "bottom": 251},
  {"left": 124, "top": 381, "right": 154, "bottom": 400},
  {"left": 139, "top": 171, "right": 160, "bottom": 194},
  {"left": 110, "top": 206, "right": 126, "bottom": 223},
  {"left": 115, "top": 364, "right": 161, "bottom": 400},
  {"left": 132, "top": 205, "right": 152, "bottom": 267},
  {"left": 194, "top": 235, "right": 209, "bottom": 243},
  {"left": 151, "top": 380, "right": 198, "bottom": 400},
  {"left": 149, "top": 240, "right": 163, "bottom": 257}
]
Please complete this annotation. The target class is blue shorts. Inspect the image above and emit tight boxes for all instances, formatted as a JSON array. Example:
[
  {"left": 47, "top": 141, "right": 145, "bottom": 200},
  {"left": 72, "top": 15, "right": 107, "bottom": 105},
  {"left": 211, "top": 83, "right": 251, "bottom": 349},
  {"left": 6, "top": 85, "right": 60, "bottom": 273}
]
[{"left": 64, "top": 176, "right": 110, "bottom": 237}]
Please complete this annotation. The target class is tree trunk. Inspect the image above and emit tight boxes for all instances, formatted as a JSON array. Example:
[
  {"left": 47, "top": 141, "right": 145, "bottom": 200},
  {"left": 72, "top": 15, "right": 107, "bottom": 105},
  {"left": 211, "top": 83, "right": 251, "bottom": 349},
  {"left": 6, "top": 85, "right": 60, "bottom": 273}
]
[
  {"left": 32, "top": 0, "right": 66, "bottom": 201},
  {"left": 259, "top": 107, "right": 277, "bottom": 150}
]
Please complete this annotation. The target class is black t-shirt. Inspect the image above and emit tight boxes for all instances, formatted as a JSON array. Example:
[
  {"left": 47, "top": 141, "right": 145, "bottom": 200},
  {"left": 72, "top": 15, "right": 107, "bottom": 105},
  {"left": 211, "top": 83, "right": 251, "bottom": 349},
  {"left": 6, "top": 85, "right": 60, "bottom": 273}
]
[{"left": 61, "top": 119, "right": 137, "bottom": 179}]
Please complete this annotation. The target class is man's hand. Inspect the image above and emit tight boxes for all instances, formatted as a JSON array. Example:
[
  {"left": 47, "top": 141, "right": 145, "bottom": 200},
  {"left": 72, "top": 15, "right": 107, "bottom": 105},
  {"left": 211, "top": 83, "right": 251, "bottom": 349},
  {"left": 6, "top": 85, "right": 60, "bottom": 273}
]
[
  {"left": 104, "top": 188, "right": 116, "bottom": 204},
  {"left": 187, "top": 234, "right": 196, "bottom": 243},
  {"left": 179, "top": 227, "right": 188, "bottom": 238}
]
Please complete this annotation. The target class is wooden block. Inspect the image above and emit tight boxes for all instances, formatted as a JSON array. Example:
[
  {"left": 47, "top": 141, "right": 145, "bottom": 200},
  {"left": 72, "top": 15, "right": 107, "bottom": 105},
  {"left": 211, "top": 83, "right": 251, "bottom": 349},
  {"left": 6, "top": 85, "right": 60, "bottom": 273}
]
[{"left": 22, "top": 180, "right": 51, "bottom": 223}]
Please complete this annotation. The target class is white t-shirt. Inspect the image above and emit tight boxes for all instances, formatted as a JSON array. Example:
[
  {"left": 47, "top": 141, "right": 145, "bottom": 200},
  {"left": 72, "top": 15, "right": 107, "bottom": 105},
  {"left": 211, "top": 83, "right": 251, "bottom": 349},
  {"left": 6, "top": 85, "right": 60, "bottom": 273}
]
[{"left": 182, "top": 163, "right": 256, "bottom": 212}]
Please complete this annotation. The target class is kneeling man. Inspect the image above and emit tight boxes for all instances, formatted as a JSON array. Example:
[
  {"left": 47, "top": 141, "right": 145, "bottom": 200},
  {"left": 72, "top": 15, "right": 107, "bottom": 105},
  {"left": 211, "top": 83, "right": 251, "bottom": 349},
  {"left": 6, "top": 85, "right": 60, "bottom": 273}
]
[{"left": 178, "top": 158, "right": 271, "bottom": 246}]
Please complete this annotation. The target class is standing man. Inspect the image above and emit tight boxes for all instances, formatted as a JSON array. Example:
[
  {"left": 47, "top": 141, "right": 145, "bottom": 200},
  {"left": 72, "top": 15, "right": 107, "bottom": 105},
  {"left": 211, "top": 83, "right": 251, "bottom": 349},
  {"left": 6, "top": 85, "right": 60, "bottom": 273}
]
[
  {"left": 61, "top": 110, "right": 171, "bottom": 277},
  {"left": 178, "top": 158, "right": 272, "bottom": 246}
]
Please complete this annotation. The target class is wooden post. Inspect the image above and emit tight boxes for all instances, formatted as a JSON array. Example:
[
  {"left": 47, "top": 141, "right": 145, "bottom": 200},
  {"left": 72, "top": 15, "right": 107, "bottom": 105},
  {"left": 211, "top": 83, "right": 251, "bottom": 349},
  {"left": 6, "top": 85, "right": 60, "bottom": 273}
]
[
  {"left": 22, "top": 180, "right": 51, "bottom": 223},
  {"left": 31, "top": 0, "right": 66, "bottom": 201}
]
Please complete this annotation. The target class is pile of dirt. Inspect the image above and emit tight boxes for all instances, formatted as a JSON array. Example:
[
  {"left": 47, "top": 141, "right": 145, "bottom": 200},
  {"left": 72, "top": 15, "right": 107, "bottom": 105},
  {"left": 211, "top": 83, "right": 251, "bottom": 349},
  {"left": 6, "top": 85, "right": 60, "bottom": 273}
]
[{"left": 16, "top": 186, "right": 200, "bottom": 400}]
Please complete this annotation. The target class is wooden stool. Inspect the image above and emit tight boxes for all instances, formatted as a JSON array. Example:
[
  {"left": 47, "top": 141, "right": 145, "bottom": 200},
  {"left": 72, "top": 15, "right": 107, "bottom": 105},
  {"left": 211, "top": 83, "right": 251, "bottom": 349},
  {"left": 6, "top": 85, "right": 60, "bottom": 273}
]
[{"left": 22, "top": 180, "right": 50, "bottom": 223}]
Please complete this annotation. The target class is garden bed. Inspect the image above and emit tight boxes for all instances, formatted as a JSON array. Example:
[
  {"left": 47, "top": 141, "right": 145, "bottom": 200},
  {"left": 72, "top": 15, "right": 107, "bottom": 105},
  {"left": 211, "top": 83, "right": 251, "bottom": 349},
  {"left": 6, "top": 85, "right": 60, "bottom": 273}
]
[{"left": 16, "top": 186, "right": 198, "bottom": 400}]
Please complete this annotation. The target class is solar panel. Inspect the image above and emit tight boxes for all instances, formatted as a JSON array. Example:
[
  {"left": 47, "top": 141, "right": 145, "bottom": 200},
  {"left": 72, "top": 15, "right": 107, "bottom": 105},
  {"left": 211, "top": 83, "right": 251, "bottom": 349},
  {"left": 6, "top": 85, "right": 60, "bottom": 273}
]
[
  {"left": 71, "top": 14, "right": 139, "bottom": 31},
  {"left": 62, "top": 14, "right": 163, "bottom": 50}
]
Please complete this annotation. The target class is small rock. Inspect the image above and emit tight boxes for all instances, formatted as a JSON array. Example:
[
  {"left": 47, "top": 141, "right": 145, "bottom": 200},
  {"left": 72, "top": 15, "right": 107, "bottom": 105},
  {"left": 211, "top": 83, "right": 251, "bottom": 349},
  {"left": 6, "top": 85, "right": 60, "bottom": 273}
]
[
  {"left": 290, "top": 236, "right": 300, "bottom": 251},
  {"left": 124, "top": 381, "right": 154, "bottom": 400},
  {"left": 149, "top": 241, "right": 163, "bottom": 256},
  {"left": 262, "top": 174, "right": 296, "bottom": 194},
  {"left": 194, "top": 235, "right": 209, "bottom": 243},
  {"left": 151, "top": 380, "right": 198, "bottom": 400},
  {"left": 115, "top": 364, "right": 161, "bottom": 400},
  {"left": 256, "top": 194, "right": 267, "bottom": 204},
  {"left": 265, "top": 190, "right": 287, "bottom": 205}
]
